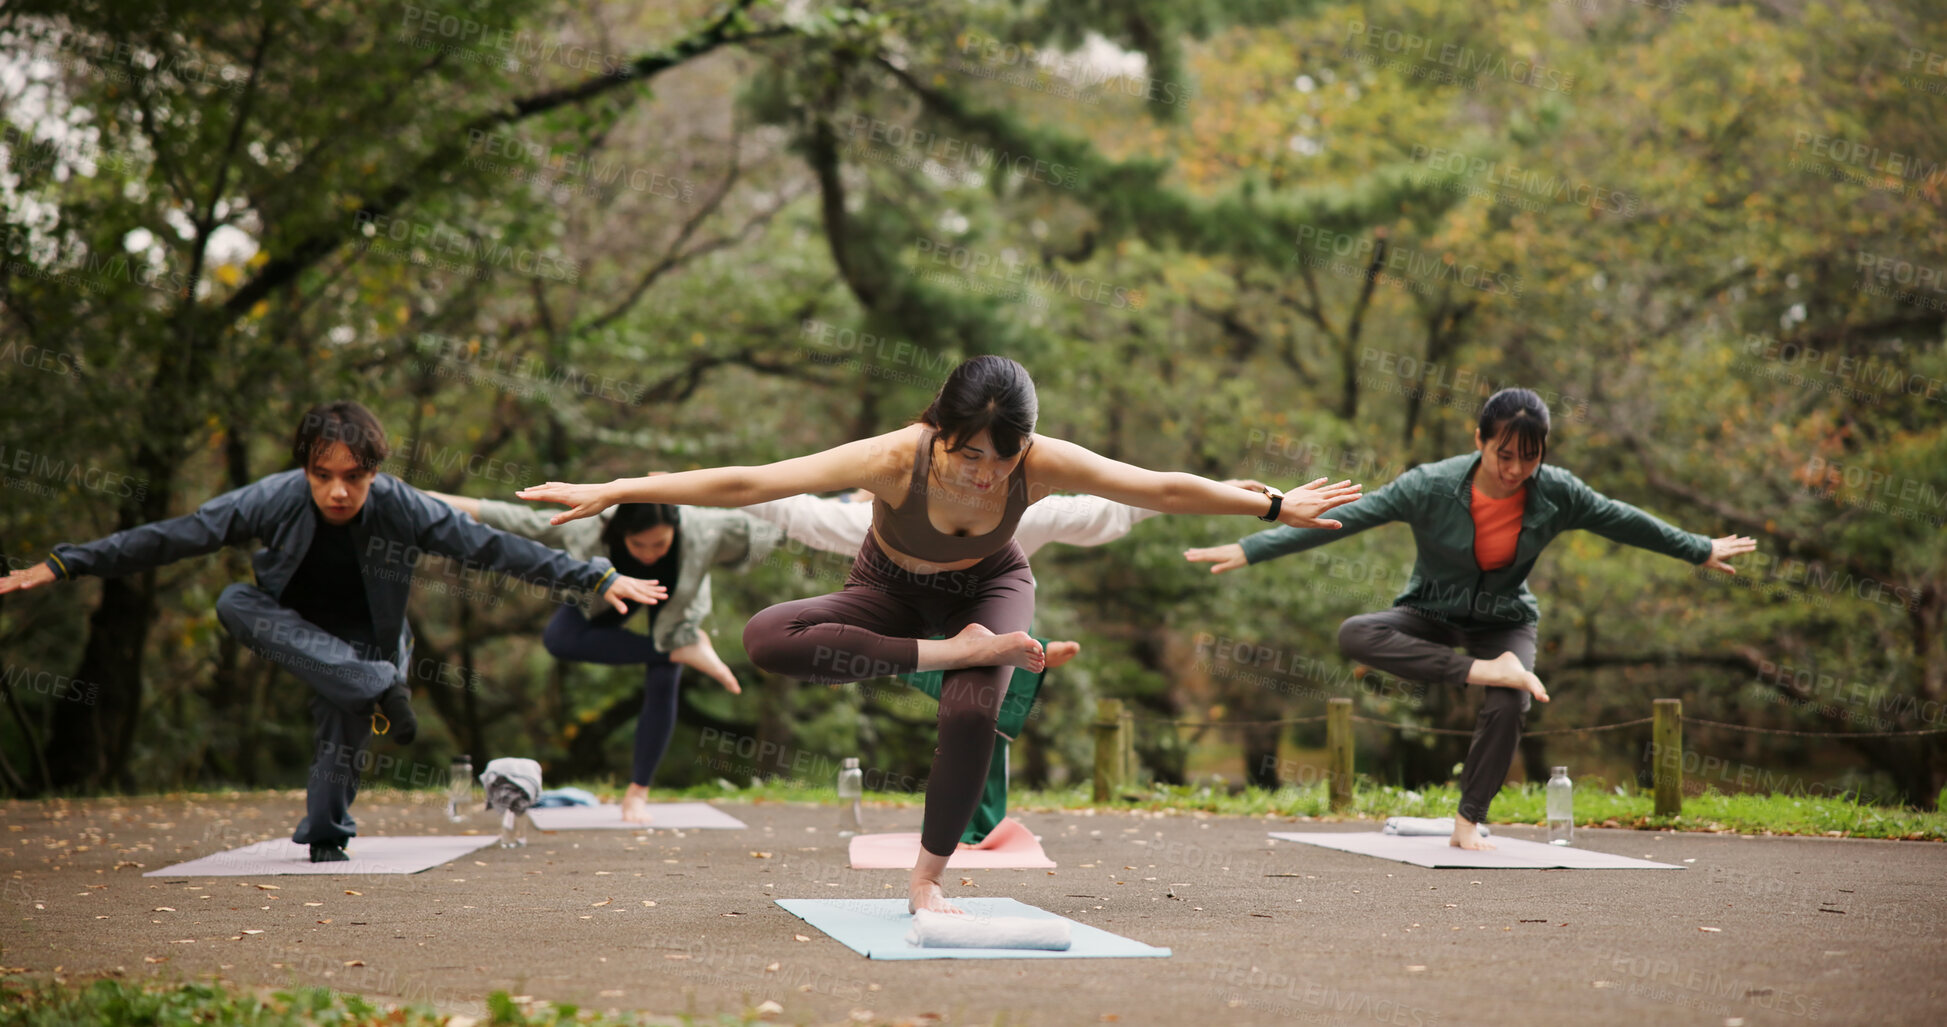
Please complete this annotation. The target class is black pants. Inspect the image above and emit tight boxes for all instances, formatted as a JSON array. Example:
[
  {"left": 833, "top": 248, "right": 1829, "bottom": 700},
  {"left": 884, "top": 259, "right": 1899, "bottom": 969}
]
[
  {"left": 1337, "top": 607, "right": 1538, "bottom": 825},
  {"left": 215, "top": 583, "right": 391, "bottom": 847},
  {"left": 542, "top": 604, "right": 682, "bottom": 788},
  {"left": 743, "top": 533, "right": 1036, "bottom": 857}
]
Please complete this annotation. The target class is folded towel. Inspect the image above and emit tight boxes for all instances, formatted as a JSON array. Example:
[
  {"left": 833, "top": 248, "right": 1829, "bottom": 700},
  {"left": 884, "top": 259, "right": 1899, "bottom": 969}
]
[
  {"left": 480, "top": 757, "right": 543, "bottom": 814},
  {"left": 905, "top": 908, "right": 1072, "bottom": 950},
  {"left": 535, "top": 786, "right": 600, "bottom": 808},
  {"left": 1383, "top": 816, "right": 1490, "bottom": 837}
]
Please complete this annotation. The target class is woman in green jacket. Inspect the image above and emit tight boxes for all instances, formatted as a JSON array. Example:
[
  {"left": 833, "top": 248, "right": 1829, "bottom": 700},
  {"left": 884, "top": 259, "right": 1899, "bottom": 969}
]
[{"left": 1186, "top": 389, "right": 1755, "bottom": 849}]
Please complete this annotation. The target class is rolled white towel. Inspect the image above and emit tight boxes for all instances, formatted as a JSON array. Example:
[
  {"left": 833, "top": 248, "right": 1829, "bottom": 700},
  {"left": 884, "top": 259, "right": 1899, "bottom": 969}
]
[
  {"left": 1383, "top": 816, "right": 1490, "bottom": 837},
  {"left": 905, "top": 908, "right": 1072, "bottom": 950}
]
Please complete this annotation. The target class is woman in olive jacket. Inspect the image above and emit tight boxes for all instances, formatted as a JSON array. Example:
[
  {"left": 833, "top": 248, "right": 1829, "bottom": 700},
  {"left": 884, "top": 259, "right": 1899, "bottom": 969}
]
[
  {"left": 429, "top": 491, "right": 781, "bottom": 824},
  {"left": 1187, "top": 389, "right": 1755, "bottom": 849}
]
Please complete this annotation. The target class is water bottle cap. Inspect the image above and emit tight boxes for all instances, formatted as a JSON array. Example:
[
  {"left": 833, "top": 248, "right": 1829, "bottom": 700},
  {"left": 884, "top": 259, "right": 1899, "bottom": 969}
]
[
  {"left": 1552, "top": 766, "right": 1568, "bottom": 776},
  {"left": 842, "top": 757, "right": 860, "bottom": 769}
]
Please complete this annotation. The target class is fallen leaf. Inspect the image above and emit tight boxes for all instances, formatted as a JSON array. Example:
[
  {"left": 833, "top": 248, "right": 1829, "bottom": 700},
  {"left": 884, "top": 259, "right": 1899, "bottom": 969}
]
[
  {"left": 153, "top": 907, "right": 176, "bottom": 912},
  {"left": 590, "top": 898, "right": 611, "bottom": 907},
  {"left": 240, "top": 929, "right": 263, "bottom": 935},
  {"left": 343, "top": 960, "right": 365, "bottom": 967},
  {"left": 641, "top": 900, "right": 657, "bottom": 907},
  {"left": 144, "top": 956, "right": 167, "bottom": 964},
  {"left": 795, "top": 934, "right": 810, "bottom": 942},
  {"left": 1699, "top": 926, "right": 1722, "bottom": 932},
  {"left": 303, "top": 902, "right": 324, "bottom": 907},
  {"left": 343, "top": 890, "right": 361, "bottom": 896},
  {"left": 253, "top": 884, "right": 279, "bottom": 891}
]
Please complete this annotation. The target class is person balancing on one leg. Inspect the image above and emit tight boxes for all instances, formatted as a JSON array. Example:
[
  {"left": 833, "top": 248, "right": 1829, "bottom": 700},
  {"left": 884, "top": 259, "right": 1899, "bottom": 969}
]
[
  {"left": 1185, "top": 388, "right": 1755, "bottom": 850},
  {"left": 0, "top": 401, "right": 668, "bottom": 861},
  {"left": 518, "top": 355, "right": 1364, "bottom": 912}
]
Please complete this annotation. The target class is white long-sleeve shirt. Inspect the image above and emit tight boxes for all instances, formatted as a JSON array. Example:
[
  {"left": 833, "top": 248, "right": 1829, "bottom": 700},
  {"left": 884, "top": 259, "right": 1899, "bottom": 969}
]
[{"left": 741, "top": 493, "right": 1160, "bottom": 559}]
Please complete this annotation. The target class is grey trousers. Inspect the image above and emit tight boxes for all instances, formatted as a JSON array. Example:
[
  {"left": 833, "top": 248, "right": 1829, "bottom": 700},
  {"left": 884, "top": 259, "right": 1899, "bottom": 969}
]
[
  {"left": 215, "top": 583, "right": 398, "bottom": 847},
  {"left": 1337, "top": 607, "right": 1538, "bottom": 825}
]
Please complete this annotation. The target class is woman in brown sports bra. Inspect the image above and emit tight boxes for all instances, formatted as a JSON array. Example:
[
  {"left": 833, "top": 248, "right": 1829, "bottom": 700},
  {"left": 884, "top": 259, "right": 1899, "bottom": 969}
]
[{"left": 519, "top": 355, "right": 1363, "bottom": 914}]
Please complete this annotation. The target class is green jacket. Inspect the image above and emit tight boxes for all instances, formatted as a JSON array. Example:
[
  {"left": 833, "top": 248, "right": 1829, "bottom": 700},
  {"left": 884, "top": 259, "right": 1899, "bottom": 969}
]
[
  {"left": 474, "top": 500, "right": 783, "bottom": 652},
  {"left": 1238, "top": 453, "right": 1713, "bottom": 626}
]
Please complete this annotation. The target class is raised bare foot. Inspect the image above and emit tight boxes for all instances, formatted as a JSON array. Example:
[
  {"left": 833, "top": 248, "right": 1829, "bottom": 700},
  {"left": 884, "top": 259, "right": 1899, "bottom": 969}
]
[
  {"left": 1043, "top": 640, "right": 1081, "bottom": 669},
  {"left": 1469, "top": 651, "right": 1549, "bottom": 702},
  {"left": 909, "top": 878, "right": 963, "bottom": 915},
  {"left": 1450, "top": 817, "right": 1496, "bottom": 851},
  {"left": 620, "top": 785, "right": 654, "bottom": 824},
  {"left": 949, "top": 623, "right": 1045, "bottom": 672}
]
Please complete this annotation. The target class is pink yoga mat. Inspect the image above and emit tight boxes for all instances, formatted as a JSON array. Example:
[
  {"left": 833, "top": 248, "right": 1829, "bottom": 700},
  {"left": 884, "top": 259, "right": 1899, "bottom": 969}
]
[
  {"left": 144, "top": 835, "right": 497, "bottom": 877},
  {"left": 848, "top": 818, "right": 1056, "bottom": 869}
]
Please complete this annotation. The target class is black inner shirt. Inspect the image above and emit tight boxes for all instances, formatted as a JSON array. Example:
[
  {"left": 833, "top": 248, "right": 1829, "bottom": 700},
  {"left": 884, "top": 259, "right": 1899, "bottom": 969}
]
[{"left": 284, "top": 504, "right": 375, "bottom": 646}]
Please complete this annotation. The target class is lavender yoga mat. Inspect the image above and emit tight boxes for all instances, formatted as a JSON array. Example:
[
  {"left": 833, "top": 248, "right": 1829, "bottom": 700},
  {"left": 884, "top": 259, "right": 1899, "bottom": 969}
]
[
  {"left": 848, "top": 817, "right": 1056, "bottom": 869},
  {"left": 145, "top": 836, "right": 497, "bottom": 877},
  {"left": 525, "top": 802, "right": 747, "bottom": 831},
  {"left": 1268, "top": 831, "right": 1684, "bottom": 869}
]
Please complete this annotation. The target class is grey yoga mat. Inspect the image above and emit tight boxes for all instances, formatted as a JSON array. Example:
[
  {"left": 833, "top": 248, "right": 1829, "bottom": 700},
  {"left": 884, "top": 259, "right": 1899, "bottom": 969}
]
[
  {"left": 145, "top": 835, "right": 498, "bottom": 877},
  {"left": 524, "top": 802, "right": 747, "bottom": 831},
  {"left": 775, "top": 898, "right": 1171, "bottom": 960},
  {"left": 1268, "top": 831, "right": 1684, "bottom": 869}
]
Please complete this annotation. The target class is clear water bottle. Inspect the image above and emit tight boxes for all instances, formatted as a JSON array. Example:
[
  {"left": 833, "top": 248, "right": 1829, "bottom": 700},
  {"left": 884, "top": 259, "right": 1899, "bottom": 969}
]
[
  {"left": 446, "top": 755, "right": 472, "bottom": 821},
  {"left": 499, "top": 808, "right": 530, "bottom": 848},
  {"left": 837, "top": 757, "right": 863, "bottom": 837},
  {"left": 1546, "top": 765, "right": 1574, "bottom": 845}
]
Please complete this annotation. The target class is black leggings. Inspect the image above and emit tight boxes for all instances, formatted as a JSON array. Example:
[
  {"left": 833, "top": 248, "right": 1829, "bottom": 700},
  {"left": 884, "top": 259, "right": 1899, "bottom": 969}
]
[
  {"left": 1337, "top": 607, "right": 1537, "bottom": 825},
  {"left": 543, "top": 604, "right": 681, "bottom": 788},
  {"left": 743, "top": 533, "right": 1036, "bottom": 857}
]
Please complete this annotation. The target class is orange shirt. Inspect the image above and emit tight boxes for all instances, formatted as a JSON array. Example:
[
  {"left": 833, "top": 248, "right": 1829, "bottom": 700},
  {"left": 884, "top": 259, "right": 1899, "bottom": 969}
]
[{"left": 1471, "top": 480, "right": 1527, "bottom": 571}]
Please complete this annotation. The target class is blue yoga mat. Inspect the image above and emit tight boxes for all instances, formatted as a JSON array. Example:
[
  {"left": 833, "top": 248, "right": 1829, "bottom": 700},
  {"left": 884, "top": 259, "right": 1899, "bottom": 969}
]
[{"left": 773, "top": 898, "right": 1172, "bottom": 960}]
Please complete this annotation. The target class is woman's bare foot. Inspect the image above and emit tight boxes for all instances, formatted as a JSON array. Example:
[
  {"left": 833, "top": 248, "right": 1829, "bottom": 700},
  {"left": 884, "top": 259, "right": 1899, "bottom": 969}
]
[
  {"left": 1043, "top": 640, "right": 1080, "bottom": 669},
  {"left": 1466, "top": 651, "right": 1549, "bottom": 702},
  {"left": 909, "top": 877, "right": 963, "bottom": 915},
  {"left": 620, "top": 784, "right": 654, "bottom": 824},
  {"left": 1450, "top": 816, "right": 1496, "bottom": 851},
  {"left": 937, "top": 623, "right": 1045, "bottom": 672}
]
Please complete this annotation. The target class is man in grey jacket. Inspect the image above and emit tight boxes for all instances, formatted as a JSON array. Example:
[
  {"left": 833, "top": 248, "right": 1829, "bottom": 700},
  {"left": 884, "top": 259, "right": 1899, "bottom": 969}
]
[{"left": 0, "top": 401, "right": 666, "bottom": 861}]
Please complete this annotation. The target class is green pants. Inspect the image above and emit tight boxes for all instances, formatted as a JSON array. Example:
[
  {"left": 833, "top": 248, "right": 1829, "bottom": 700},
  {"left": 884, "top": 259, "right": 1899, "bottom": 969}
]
[{"left": 898, "top": 637, "right": 1047, "bottom": 845}]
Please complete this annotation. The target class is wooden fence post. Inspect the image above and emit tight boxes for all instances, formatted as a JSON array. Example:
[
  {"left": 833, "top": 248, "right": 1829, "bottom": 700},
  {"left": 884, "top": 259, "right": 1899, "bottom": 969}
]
[
  {"left": 1327, "top": 697, "right": 1353, "bottom": 812},
  {"left": 1093, "top": 698, "right": 1124, "bottom": 803},
  {"left": 1653, "top": 698, "right": 1683, "bottom": 816}
]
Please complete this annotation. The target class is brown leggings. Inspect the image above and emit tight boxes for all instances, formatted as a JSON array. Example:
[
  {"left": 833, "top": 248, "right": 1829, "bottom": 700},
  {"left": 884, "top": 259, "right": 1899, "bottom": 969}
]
[{"left": 743, "top": 533, "right": 1036, "bottom": 857}]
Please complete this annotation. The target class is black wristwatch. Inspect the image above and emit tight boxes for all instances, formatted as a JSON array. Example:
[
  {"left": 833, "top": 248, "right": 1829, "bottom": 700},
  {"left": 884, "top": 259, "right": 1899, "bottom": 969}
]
[{"left": 1257, "top": 487, "right": 1284, "bottom": 522}]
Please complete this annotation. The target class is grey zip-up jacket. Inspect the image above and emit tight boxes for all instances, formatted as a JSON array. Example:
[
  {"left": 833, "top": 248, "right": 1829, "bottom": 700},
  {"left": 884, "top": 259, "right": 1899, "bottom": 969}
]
[
  {"left": 44, "top": 469, "right": 622, "bottom": 676},
  {"left": 471, "top": 499, "right": 783, "bottom": 652}
]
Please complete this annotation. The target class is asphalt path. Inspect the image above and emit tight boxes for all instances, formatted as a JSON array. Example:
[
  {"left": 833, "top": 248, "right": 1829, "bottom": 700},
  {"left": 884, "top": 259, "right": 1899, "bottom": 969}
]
[{"left": 4, "top": 793, "right": 1943, "bottom": 1026}]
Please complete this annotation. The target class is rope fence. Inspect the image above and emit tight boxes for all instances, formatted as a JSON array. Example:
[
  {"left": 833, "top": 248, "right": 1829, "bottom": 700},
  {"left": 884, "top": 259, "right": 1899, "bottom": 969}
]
[{"left": 1099, "top": 697, "right": 1947, "bottom": 813}]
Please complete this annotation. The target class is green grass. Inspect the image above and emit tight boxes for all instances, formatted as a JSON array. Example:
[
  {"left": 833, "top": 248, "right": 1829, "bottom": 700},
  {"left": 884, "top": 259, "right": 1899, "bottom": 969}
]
[
  {"left": 611, "top": 777, "right": 1947, "bottom": 841},
  {"left": 0, "top": 979, "right": 767, "bottom": 1027}
]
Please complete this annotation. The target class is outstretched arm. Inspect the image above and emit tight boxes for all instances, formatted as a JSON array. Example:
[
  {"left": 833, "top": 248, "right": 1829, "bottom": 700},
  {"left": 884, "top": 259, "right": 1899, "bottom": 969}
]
[
  {"left": 1562, "top": 471, "right": 1731, "bottom": 566},
  {"left": 1185, "top": 469, "right": 1420, "bottom": 574},
  {"left": 1, "top": 480, "right": 269, "bottom": 593},
  {"left": 403, "top": 488, "right": 663, "bottom": 613},
  {"left": 740, "top": 493, "right": 873, "bottom": 556},
  {"left": 516, "top": 430, "right": 909, "bottom": 526},
  {"left": 1026, "top": 436, "right": 1362, "bottom": 527}
]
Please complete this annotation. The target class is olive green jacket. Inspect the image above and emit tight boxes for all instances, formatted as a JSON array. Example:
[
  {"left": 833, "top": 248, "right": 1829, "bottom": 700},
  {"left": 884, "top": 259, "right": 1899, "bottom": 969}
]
[
  {"left": 473, "top": 500, "right": 783, "bottom": 651},
  {"left": 1238, "top": 453, "right": 1712, "bottom": 625}
]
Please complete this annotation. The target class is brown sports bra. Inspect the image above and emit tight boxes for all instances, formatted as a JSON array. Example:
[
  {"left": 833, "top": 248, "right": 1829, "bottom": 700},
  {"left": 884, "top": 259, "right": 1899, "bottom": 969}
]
[{"left": 871, "top": 427, "right": 1030, "bottom": 563}]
